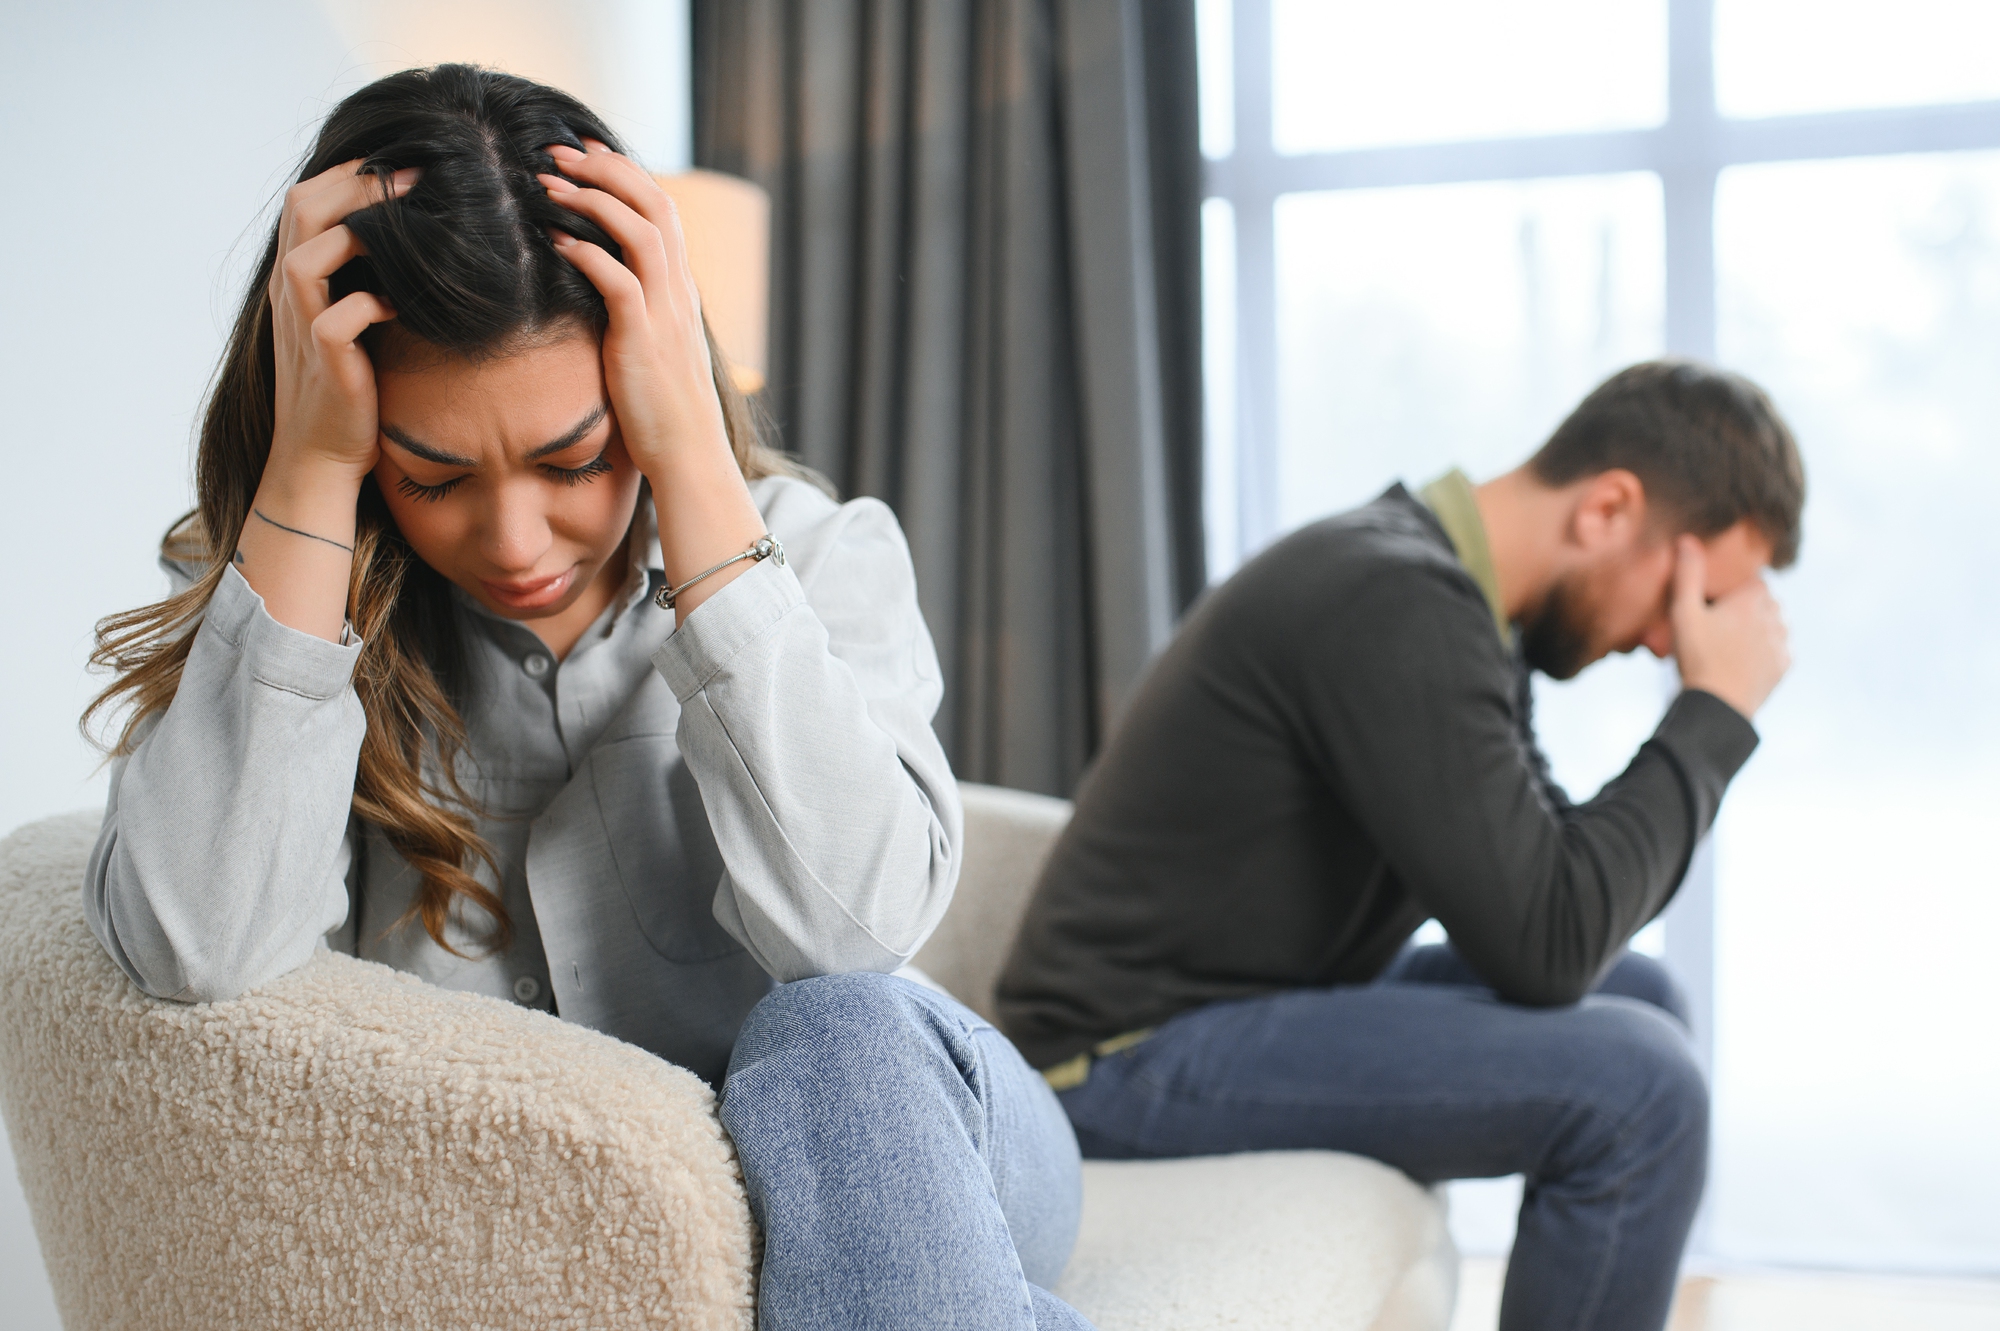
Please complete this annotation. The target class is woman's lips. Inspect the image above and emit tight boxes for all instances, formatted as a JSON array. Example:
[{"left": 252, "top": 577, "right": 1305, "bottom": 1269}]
[{"left": 479, "top": 566, "right": 576, "bottom": 611}]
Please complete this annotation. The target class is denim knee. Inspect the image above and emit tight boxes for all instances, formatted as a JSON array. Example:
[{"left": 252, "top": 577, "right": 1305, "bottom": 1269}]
[
  {"left": 1543, "top": 998, "right": 1709, "bottom": 1188},
  {"left": 724, "top": 972, "right": 973, "bottom": 1103},
  {"left": 1595, "top": 951, "right": 1693, "bottom": 1026}
]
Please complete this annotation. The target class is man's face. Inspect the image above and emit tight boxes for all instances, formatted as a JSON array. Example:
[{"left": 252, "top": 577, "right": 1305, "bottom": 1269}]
[{"left": 1521, "top": 518, "right": 1774, "bottom": 680}]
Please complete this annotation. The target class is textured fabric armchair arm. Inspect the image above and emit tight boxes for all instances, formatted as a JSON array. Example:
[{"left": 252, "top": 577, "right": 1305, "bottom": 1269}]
[{"left": 0, "top": 812, "right": 755, "bottom": 1331}]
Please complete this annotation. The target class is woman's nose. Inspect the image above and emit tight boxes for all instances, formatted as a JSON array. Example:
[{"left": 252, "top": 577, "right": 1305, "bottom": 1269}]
[{"left": 476, "top": 485, "right": 554, "bottom": 572}]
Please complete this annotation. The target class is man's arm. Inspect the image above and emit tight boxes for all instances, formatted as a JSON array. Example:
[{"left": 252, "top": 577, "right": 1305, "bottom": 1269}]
[{"left": 1300, "top": 562, "right": 1762, "bottom": 1006}]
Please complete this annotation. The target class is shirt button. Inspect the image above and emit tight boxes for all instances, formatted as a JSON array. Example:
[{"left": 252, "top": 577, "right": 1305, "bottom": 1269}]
[
  {"left": 512, "top": 975, "right": 542, "bottom": 1004},
  {"left": 522, "top": 654, "right": 551, "bottom": 680}
]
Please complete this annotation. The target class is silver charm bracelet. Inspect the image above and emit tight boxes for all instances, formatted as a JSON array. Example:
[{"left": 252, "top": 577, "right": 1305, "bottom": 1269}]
[{"left": 655, "top": 534, "right": 786, "bottom": 611}]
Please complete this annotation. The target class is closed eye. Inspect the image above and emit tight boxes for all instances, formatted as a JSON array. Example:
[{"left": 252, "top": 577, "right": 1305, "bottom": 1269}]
[
  {"left": 392, "top": 451, "right": 612, "bottom": 502},
  {"left": 542, "top": 451, "right": 615, "bottom": 486},
  {"left": 395, "top": 474, "right": 468, "bottom": 503}
]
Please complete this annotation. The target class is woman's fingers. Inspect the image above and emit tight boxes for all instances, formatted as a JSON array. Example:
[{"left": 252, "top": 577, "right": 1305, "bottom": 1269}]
[
  {"left": 546, "top": 142, "right": 692, "bottom": 265},
  {"left": 553, "top": 144, "right": 707, "bottom": 313},
  {"left": 271, "top": 161, "right": 417, "bottom": 299},
  {"left": 558, "top": 140, "right": 659, "bottom": 191},
  {"left": 312, "top": 290, "right": 398, "bottom": 354},
  {"left": 275, "top": 159, "right": 363, "bottom": 261},
  {"left": 541, "top": 175, "right": 677, "bottom": 296},
  {"left": 549, "top": 232, "right": 647, "bottom": 318},
  {"left": 292, "top": 164, "right": 417, "bottom": 244},
  {"left": 277, "top": 224, "right": 367, "bottom": 322},
  {"left": 551, "top": 141, "right": 668, "bottom": 220}
]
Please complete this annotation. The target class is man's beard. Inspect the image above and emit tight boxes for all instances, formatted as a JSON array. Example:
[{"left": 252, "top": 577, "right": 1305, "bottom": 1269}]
[{"left": 1519, "top": 575, "right": 1596, "bottom": 680}]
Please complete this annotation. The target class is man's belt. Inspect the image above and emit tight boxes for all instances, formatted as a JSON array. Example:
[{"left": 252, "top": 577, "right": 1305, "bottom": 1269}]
[{"left": 1041, "top": 1028, "right": 1154, "bottom": 1092}]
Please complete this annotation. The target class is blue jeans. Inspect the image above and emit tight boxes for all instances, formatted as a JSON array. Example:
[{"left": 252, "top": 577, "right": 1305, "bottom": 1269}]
[
  {"left": 1057, "top": 946, "right": 1707, "bottom": 1331},
  {"left": 719, "top": 973, "right": 1095, "bottom": 1330}
]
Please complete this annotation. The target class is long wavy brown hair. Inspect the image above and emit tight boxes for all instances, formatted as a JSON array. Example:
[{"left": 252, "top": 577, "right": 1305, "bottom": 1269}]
[{"left": 84, "top": 65, "right": 795, "bottom": 956}]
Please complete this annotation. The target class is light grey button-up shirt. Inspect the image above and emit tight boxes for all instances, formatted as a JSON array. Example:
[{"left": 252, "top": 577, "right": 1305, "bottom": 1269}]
[{"left": 84, "top": 475, "right": 963, "bottom": 1084}]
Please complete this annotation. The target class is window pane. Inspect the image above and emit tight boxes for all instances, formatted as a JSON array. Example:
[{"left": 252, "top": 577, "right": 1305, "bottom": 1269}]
[
  {"left": 1274, "top": 174, "right": 1663, "bottom": 529},
  {"left": 1197, "top": 0, "right": 1234, "bottom": 159},
  {"left": 1712, "top": 151, "right": 2000, "bottom": 1271},
  {"left": 1272, "top": 172, "right": 1667, "bottom": 799},
  {"left": 1272, "top": 0, "right": 1666, "bottom": 154},
  {"left": 1717, "top": 0, "right": 2000, "bottom": 120}
]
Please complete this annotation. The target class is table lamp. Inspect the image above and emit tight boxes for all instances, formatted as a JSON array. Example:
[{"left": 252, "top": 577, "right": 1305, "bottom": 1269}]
[{"left": 653, "top": 170, "right": 771, "bottom": 396}]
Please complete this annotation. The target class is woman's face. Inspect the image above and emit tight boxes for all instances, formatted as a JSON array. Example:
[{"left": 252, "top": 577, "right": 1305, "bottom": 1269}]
[{"left": 372, "top": 329, "right": 643, "bottom": 626}]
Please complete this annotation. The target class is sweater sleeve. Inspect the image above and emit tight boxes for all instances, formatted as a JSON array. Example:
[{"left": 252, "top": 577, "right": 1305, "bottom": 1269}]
[
  {"left": 1303, "top": 562, "right": 1758, "bottom": 1006},
  {"left": 649, "top": 496, "right": 962, "bottom": 981},
  {"left": 83, "top": 564, "right": 363, "bottom": 1002}
]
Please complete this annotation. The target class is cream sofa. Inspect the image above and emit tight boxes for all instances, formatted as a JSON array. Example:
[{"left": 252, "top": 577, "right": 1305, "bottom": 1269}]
[{"left": 0, "top": 784, "right": 1455, "bottom": 1330}]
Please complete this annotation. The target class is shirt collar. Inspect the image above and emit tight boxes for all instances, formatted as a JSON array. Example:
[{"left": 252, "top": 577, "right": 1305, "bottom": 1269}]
[{"left": 1417, "top": 468, "right": 1511, "bottom": 647}]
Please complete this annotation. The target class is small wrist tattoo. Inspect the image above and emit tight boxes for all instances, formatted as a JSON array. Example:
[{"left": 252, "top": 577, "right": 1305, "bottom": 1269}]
[{"left": 253, "top": 507, "right": 355, "bottom": 555}]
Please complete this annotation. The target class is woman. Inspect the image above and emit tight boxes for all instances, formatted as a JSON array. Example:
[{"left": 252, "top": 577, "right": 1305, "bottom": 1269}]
[{"left": 83, "top": 65, "right": 1090, "bottom": 1330}]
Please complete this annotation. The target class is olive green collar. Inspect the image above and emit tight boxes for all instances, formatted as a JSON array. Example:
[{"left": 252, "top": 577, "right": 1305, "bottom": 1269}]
[{"left": 1418, "top": 469, "right": 1511, "bottom": 647}]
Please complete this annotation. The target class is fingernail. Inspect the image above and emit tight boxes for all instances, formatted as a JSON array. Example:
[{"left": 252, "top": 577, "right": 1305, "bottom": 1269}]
[
  {"left": 392, "top": 167, "right": 421, "bottom": 190},
  {"left": 539, "top": 173, "right": 579, "bottom": 194},
  {"left": 550, "top": 228, "right": 575, "bottom": 246},
  {"left": 583, "top": 138, "right": 609, "bottom": 153},
  {"left": 547, "top": 144, "right": 586, "bottom": 163}
]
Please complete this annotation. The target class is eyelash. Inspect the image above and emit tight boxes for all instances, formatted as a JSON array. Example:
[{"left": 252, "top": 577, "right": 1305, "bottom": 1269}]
[
  {"left": 393, "top": 451, "right": 615, "bottom": 503},
  {"left": 395, "top": 475, "right": 466, "bottom": 503},
  {"left": 547, "top": 452, "right": 616, "bottom": 486}
]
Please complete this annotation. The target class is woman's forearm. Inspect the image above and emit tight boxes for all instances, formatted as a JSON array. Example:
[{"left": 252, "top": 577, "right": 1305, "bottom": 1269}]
[
  {"left": 84, "top": 566, "right": 364, "bottom": 1002},
  {"left": 643, "top": 444, "right": 770, "bottom": 622},
  {"left": 233, "top": 455, "right": 366, "bottom": 642}
]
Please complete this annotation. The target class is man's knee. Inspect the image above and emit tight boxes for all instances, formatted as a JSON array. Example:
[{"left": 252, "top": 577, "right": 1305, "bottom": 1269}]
[
  {"left": 1553, "top": 1000, "right": 1709, "bottom": 1182},
  {"left": 1595, "top": 951, "right": 1693, "bottom": 1025}
]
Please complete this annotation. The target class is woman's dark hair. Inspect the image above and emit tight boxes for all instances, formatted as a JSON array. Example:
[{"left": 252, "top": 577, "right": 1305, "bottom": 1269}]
[
  {"left": 1530, "top": 359, "right": 1806, "bottom": 568},
  {"left": 329, "top": 64, "right": 624, "bottom": 356},
  {"left": 86, "top": 65, "right": 790, "bottom": 956}
]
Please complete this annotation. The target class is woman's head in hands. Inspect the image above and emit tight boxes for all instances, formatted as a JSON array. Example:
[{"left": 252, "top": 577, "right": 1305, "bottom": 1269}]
[
  {"left": 302, "top": 67, "right": 679, "bottom": 630},
  {"left": 90, "top": 66, "right": 779, "bottom": 958}
]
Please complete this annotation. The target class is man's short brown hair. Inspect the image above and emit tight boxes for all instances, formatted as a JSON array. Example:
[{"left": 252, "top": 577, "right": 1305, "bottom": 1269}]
[{"left": 1530, "top": 360, "right": 1805, "bottom": 568}]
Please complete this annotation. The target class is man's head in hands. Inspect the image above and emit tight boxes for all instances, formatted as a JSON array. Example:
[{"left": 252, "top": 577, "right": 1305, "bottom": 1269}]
[{"left": 1481, "top": 360, "right": 1804, "bottom": 718}]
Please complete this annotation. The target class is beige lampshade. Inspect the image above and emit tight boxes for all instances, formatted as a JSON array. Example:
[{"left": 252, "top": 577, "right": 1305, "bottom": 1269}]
[{"left": 654, "top": 170, "right": 771, "bottom": 396}]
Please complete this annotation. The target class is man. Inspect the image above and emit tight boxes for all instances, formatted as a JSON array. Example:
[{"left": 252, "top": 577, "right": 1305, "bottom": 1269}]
[{"left": 996, "top": 360, "right": 1803, "bottom": 1331}]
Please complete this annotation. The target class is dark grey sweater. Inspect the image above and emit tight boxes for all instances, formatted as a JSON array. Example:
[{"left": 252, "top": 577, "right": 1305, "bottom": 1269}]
[{"left": 996, "top": 484, "right": 1758, "bottom": 1071}]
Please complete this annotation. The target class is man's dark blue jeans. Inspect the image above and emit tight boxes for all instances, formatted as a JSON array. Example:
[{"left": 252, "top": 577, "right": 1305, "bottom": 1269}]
[{"left": 1056, "top": 945, "right": 1706, "bottom": 1331}]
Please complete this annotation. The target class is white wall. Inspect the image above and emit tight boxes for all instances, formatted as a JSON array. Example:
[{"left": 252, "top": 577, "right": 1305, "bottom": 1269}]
[{"left": 0, "top": 5, "right": 686, "bottom": 1322}]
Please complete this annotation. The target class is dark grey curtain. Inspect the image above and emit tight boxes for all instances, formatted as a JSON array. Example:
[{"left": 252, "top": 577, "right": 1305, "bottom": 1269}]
[{"left": 693, "top": 0, "right": 1204, "bottom": 797}]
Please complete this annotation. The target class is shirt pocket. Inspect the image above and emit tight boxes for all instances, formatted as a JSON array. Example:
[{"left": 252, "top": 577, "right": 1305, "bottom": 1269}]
[{"left": 588, "top": 736, "right": 746, "bottom": 964}]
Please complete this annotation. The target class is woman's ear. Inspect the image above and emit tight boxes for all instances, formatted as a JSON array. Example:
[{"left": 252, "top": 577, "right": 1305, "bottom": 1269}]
[{"left": 1570, "top": 468, "right": 1649, "bottom": 554}]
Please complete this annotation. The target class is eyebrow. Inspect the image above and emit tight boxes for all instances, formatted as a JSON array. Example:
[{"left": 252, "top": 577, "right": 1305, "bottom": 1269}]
[
  {"left": 380, "top": 404, "right": 609, "bottom": 468},
  {"left": 527, "top": 404, "right": 610, "bottom": 459}
]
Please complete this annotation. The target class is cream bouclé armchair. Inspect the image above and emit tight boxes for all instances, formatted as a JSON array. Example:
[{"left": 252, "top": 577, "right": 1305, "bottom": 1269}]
[{"left": 0, "top": 784, "right": 1455, "bottom": 1330}]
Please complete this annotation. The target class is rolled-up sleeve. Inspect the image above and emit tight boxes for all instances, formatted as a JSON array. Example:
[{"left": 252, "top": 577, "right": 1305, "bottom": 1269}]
[
  {"left": 651, "top": 495, "right": 962, "bottom": 981},
  {"left": 83, "top": 563, "right": 362, "bottom": 1003}
]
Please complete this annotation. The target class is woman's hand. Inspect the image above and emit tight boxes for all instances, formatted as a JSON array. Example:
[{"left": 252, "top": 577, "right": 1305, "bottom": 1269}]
[
  {"left": 541, "top": 142, "right": 769, "bottom": 619},
  {"left": 267, "top": 160, "right": 412, "bottom": 483},
  {"left": 238, "top": 160, "right": 412, "bottom": 642}
]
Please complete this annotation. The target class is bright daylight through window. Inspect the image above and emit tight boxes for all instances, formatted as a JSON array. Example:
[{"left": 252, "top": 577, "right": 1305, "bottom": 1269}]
[{"left": 1199, "top": 0, "right": 2000, "bottom": 1275}]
